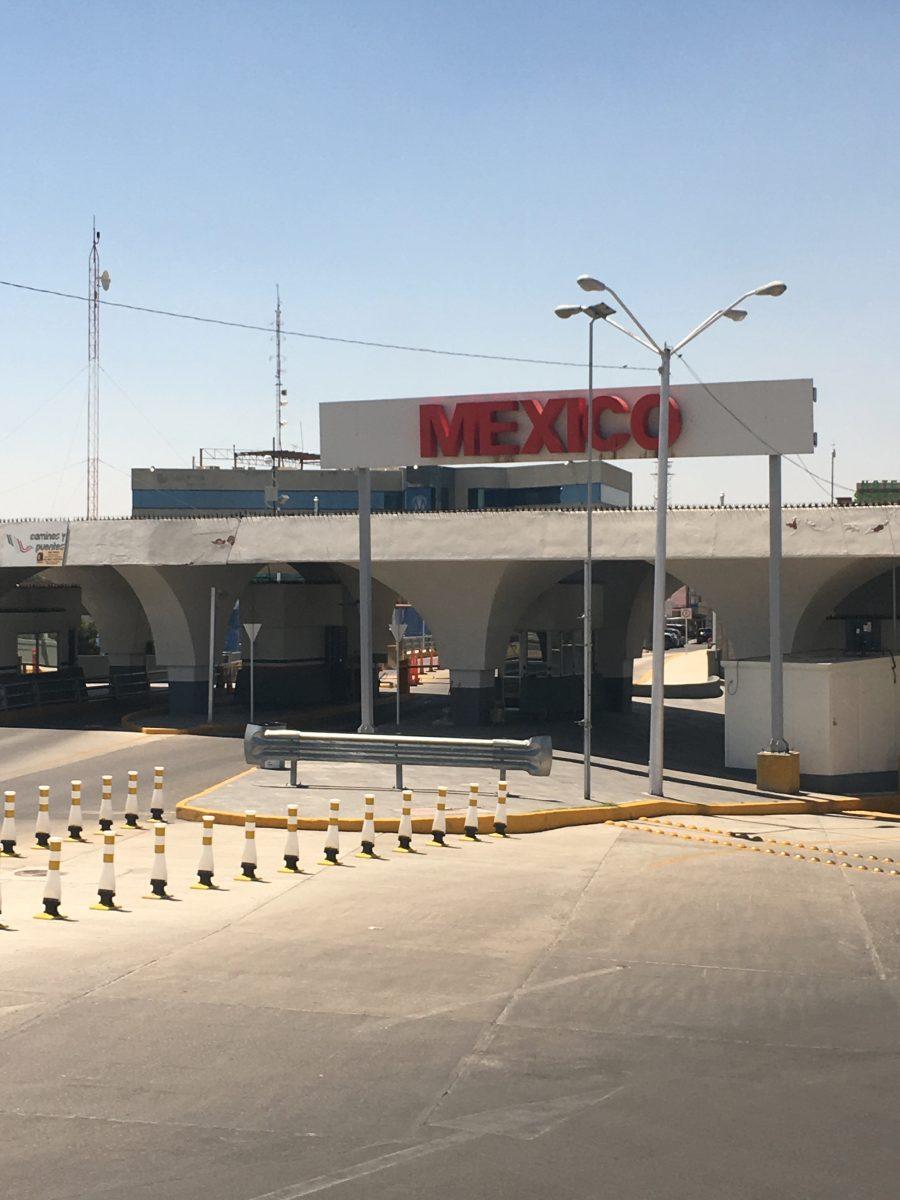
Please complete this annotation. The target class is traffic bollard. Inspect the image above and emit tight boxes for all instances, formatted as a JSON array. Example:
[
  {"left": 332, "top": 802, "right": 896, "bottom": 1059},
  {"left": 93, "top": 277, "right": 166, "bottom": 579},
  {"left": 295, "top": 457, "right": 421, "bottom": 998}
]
[
  {"left": 67, "top": 780, "right": 85, "bottom": 841},
  {"left": 144, "top": 823, "right": 171, "bottom": 899},
  {"left": 150, "top": 766, "right": 166, "bottom": 822},
  {"left": 395, "top": 790, "right": 414, "bottom": 853},
  {"left": 35, "top": 838, "right": 66, "bottom": 919},
  {"left": 492, "top": 781, "right": 508, "bottom": 837},
  {"left": 90, "top": 833, "right": 120, "bottom": 910},
  {"left": 430, "top": 786, "right": 448, "bottom": 846},
  {"left": 320, "top": 799, "right": 340, "bottom": 865},
  {"left": 1, "top": 791, "right": 17, "bottom": 856},
  {"left": 192, "top": 814, "right": 217, "bottom": 889},
  {"left": 235, "top": 810, "right": 260, "bottom": 881},
  {"left": 280, "top": 804, "right": 302, "bottom": 872},
  {"left": 464, "top": 783, "right": 480, "bottom": 840},
  {"left": 98, "top": 775, "right": 114, "bottom": 832},
  {"left": 356, "top": 794, "right": 377, "bottom": 858},
  {"left": 34, "top": 784, "right": 51, "bottom": 849},
  {"left": 124, "top": 770, "right": 140, "bottom": 829}
]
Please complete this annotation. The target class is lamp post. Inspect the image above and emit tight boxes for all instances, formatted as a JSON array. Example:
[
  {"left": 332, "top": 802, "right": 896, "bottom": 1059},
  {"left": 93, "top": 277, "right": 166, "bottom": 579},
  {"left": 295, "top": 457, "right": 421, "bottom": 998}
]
[
  {"left": 554, "top": 301, "right": 615, "bottom": 801},
  {"left": 557, "top": 277, "right": 787, "bottom": 797}
]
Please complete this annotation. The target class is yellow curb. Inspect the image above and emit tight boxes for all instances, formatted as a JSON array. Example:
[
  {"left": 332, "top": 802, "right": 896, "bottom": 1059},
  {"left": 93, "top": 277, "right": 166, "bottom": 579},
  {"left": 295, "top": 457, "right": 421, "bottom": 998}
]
[{"left": 175, "top": 786, "right": 900, "bottom": 835}]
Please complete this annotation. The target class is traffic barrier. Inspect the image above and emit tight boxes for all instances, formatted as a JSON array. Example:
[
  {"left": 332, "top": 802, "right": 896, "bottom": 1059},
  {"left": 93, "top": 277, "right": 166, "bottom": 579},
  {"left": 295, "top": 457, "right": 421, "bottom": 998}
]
[
  {"left": 235, "top": 810, "right": 259, "bottom": 881},
  {"left": 395, "top": 789, "right": 415, "bottom": 853},
  {"left": 150, "top": 766, "right": 166, "bottom": 822},
  {"left": 67, "top": 780, "right": 85, "bottom": 841},
  {"left": 356, "top": 795, "right": 377, "bottom": 859},
  {"left": 493, "top": 781, "right": 508, "bottom": 837},
  {"left": 34, "top": 785, "right": 51, "bottom": 849},
  {"left": 281, "top": 803, "right": 302, "bottom": 872},
  {"left": 408, "top": 655, "right": 420, "bottom": 687},
  {"left": 1, "top": 791, "right": 17, "bottom": 856},
  {"left": 35, "top": 838, "right": 65, "bottom": 919},
  {"left": 124, "top": 770, "right": 140, "bottom": 828},
  {"left": 99, "top": 775, "right": 114, "bottom": 832},
  {"left": 144, "top": 823, "right": 171, "bottom": 899},
  {"left": 192, "top": 814, "right": 217, "bottom": 889},
  {"left": 431, "top": 786, "right": 448, "bottom": 846},
  {"left": 320, "top": 799, "right": 340, "bottom": 865},
  {"left": 91, "top": 833, "right": 120, "bottom": 910},
  {"left": 464, "top": 783, "right": 480, "bottom": 840}
]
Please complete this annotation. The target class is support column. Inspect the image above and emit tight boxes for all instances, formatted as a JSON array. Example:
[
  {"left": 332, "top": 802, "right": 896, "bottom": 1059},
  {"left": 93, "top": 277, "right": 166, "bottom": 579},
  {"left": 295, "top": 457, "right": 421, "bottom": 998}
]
[
  {"left": 449, "top": 669, "right": 496, "bottom": 726},
  {"left": 357, "top": 468, "right": 374, "bottom": 733}
]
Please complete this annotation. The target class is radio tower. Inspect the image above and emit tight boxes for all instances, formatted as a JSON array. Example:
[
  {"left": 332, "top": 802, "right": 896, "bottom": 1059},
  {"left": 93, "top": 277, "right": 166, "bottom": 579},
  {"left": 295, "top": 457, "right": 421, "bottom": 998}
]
[
  {"left": 86, "top": 221, "right": 109, "bottom": 518},
  {"left": 274, "top": 286, "right": 287, "bottom": 452}
]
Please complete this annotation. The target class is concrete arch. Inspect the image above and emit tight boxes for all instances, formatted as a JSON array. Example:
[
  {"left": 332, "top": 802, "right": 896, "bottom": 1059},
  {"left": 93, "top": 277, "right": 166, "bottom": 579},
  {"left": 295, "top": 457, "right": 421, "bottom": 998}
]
[
  {"left": 792, "top": 560, "right": 896, "bottom": 653},
  {"left": 52, "top": 566, "right": 152, "bottom": 671}
]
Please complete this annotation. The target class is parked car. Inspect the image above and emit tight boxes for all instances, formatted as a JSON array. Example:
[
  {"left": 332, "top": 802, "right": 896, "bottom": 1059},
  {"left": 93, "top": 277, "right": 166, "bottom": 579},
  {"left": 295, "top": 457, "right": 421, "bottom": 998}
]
[
  {"left": 665, "top": 625, "right": 685, "bottom": 647},
  {"left": 696, "top": 627, "right": 713, "bottom": 644},
  {"left": 664, "top": 628, "right": 680, "bottom": 649}
]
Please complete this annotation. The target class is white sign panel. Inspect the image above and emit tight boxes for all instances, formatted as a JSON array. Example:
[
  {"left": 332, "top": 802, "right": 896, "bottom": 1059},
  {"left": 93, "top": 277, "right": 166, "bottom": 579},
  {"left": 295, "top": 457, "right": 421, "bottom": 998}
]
[
  {"left": 0, "top": 522, "right": 69, "bottom": 567},
  {"left": 319, "top": 379, "right": 814, "bottom": 469}
]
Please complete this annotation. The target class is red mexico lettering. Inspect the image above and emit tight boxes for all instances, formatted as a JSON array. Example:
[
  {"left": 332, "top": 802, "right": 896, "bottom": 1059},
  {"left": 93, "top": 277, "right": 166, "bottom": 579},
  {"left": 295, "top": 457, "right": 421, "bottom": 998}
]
[
  {"left": 479, "top": 400, "right": 519, "bottom": 455},
  {"left": 630, "top": 393, "right": 683, "bottom": 451},
  {"left": 419, "top": 402, "right": 483, "bottom": 457},
  {"left": 521, "top": 397, "right": 567, "bottom": 454}
]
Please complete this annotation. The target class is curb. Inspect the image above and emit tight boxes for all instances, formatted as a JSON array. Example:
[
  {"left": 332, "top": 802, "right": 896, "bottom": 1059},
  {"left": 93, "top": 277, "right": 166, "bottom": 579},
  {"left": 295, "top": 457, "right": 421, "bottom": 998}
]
[{"left": 176, "top": 785, "right": 900, "bottom": 835}]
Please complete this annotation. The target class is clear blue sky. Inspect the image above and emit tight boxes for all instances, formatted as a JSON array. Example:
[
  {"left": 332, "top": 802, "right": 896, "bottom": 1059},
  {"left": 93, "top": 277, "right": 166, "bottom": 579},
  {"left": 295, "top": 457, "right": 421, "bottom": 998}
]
[{"left": 1, "top": 0, "right": 897, "bottom": 516}]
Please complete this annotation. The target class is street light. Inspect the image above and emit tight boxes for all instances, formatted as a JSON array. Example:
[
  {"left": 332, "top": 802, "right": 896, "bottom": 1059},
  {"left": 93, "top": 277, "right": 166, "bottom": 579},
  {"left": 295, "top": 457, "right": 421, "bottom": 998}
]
[
  {"left": 559, "top": 275, "right": 787, "bottom": 796},
  {"left": 553, "top": 298, "right": 616, "bottom": 801}
]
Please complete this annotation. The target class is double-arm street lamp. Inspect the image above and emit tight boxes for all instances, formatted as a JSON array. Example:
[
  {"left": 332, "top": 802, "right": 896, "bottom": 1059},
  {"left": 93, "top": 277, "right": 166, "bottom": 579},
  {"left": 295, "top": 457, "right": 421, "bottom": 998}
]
[{"left": 557, "top": 277, "right": 786, "bottom": 798}]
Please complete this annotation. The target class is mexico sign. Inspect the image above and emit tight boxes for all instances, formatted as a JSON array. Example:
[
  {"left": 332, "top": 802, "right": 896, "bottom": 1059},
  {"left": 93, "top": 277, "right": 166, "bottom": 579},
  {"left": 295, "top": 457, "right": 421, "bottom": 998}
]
[{"left": 319, "top": 379, "right": 815, "bottom": 469}]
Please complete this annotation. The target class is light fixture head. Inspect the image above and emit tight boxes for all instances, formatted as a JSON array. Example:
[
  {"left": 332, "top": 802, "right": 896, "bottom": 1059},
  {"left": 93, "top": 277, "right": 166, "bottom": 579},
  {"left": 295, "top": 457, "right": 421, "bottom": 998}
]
[
  {"left": 584, "top": 301, "right": 616, "bottom": 320},
  {"left": 723, "top": 308, "right": 748, "bottom": 322},
  {"left": 754, "top": 280, "right": 787, "bottom": 297},
  {"left": 577, "top": 275, "right": 606, "bottom": 293},
  {"left": 554, "top": 304, "right": 583, "bottom": 319}
]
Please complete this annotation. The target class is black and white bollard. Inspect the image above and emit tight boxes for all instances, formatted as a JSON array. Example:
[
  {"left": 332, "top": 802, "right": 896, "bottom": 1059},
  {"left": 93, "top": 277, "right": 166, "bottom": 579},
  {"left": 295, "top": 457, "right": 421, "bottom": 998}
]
[
  {"left": 492, "top": 781, "right": 508, "bottom": 837},
  {"left": 91, "top": 833, "right": 120, "bottom": 910},
  {"left": 67, "top": 780, "right": 85, "bottom": 841},
  {"left": 150, "top": 766, "right": 166, "bottom": 822},
  {"left": 395, "top": 790, "right": 414, "bottom": 853},
  {"left": 98, "top": 775, "right": 114, "bottom": 832},
  {"left": 235, "top": 810, "right": 259, "bottom": 881},
  {"left": 192, "top": 814, "right": 217, "bottom": 889},
  {"left": 124, "top": 770, "right": 140, "bottom": 828},
  {"left": 280, "top": 804, "right": 301, "bottom": 873},
  {"left": 430, "top": 786, "right": 448, "bottom": 845},
  {"left": 357, "top": 794, "right": 377, "bottom": 858},
  {"left": 35, "top": 838, "right": 65, "bottom": 919},
  {"left": 320, "top": 799, "right": 340, "bottom": 865},
  {"left": 1, "top": 790, "right": 18, "bottom": 856},
  {"left": 34, "top": 784, "right": 51, "bottom": 849},
  {"left": 144, "top": 823, "right": 171, "bottom": 899},
  {"left": 464, "top": 782, "right": 480, "bottom": 840}
]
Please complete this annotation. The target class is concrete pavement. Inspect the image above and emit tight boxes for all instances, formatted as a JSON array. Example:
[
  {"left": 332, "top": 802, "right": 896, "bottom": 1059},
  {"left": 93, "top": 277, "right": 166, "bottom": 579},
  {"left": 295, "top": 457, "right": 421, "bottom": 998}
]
[{"left": 1, "top": 796, "right": 898, "bottom": 1200}]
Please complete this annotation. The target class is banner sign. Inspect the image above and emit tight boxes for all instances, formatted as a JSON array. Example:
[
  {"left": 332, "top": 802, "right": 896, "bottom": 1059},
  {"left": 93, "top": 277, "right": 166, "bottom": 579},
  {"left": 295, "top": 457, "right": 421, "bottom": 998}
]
[
  {"left": 0, "top": 522, "right": 69, "bottom": 568},
  {"left": 320, "top": 379, "right": 814, "bottom": 468}
]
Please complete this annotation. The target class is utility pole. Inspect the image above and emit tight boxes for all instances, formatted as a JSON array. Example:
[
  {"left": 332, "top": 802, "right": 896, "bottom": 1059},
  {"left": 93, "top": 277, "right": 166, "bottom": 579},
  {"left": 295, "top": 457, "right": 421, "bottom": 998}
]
[
  {"left": 87, "top": 221, "right": 109, "bottom": 519},
  {"left": 830, "top": 443, "right": 836, "bottom": 504}
]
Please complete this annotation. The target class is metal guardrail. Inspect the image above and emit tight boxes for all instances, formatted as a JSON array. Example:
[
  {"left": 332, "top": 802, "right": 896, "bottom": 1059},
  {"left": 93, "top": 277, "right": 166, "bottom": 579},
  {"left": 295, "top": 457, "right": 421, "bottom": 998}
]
[
  {"left": 0, "top": 674, "right": 88, "bottom": 711},
  {"left": 244, "top": 725, "right": 552, "bottom": 787}
]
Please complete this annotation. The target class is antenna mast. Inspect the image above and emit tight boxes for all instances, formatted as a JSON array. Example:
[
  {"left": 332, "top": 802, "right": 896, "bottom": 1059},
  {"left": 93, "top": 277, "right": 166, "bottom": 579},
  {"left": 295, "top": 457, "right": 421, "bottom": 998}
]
[
  {"left": 274, "top": 285, "right": 287, "bottom": 452},
  {"left": 87, "top": 221, "right": 101, "bottom": 518}
]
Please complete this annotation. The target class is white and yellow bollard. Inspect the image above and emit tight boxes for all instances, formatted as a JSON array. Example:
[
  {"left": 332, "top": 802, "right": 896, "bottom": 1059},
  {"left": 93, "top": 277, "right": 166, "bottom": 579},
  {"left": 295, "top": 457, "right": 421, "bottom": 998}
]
[
  {"left": 235, "top": 810, "right": 260, "bottom": 881},
  {"left": 320, "top": 799, "right": 341, "bottom": 865},
  {"left": 0, "top": 853, "right": 5, "bottom": 929},
  {"left": 464, "top": 782, "right": 480, "bottom": 840},
  {"left": 34, "top": 784, "right": 52, "bottom": 849},
  {"left": 67, "top": 780, "right": 85, "bottom": 841},
  {"left": 395, "top": 789, "right": 415, "bottom": 853},
  {"left": 356, "top": 794, "right": 377, "bottom": 859},
  {"left": 123, "top": 770, "right": 140, "bottom": 828},
  {"left": 144, "top": 823, "right": 171, "bottom": 899},
  {"left": 430, "top": 786, "right": 448, "bottom": 846},
  {"left": 1, "top": 790, "right": 18, "bottom": 856},
  {"left": 492, "top": 781, "right": 508, "bottom": 837},
  {"left": 192, "top": 814, "right": 217, "bottom": 889},
  {"left": 98, "top": 775, "right": 114, "bottom": 832},
  {"left": 35, "top": 838, "right": 66, "bottom": 919},
  {"left": 280, "top": 804, "right": 302, "bottom": 872},
  {"left": 90, "top": 833, "right": 120, "bottom": 910},
  {"left": 150, "top": 766, "right": 166, "bottom": 822}
]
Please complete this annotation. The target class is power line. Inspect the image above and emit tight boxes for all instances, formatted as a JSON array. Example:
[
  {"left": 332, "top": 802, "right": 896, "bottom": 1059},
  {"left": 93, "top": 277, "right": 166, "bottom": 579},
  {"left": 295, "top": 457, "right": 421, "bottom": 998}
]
[{"left": 0, "top": 277, "right": 655, "bottom": 371}]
